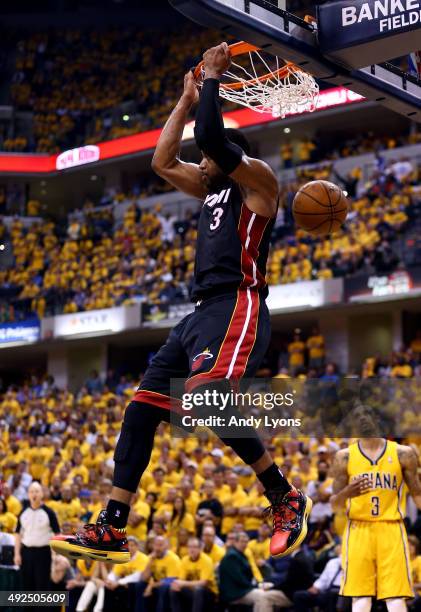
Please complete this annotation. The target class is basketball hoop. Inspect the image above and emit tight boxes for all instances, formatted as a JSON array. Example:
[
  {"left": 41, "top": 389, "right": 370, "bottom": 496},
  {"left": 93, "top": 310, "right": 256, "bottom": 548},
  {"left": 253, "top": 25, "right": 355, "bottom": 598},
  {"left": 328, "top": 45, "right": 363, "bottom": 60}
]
[{"left": 194, "top": 41, "right": 319, "bottom": 118}]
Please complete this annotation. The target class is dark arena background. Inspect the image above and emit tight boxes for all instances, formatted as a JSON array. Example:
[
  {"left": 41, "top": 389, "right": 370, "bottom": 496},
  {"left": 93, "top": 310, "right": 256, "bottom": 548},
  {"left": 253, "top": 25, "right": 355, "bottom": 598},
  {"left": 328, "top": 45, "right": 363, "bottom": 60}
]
[{"left": 0, "top": 1, "right": 421, "bottom": 611}]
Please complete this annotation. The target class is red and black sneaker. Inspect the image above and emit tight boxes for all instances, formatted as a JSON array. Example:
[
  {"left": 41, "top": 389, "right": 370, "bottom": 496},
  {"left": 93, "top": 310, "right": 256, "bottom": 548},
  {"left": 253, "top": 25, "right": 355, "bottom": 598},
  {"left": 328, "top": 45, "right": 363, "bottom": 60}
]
[
  {"left": 265, "top": 487, "right": 313, "bottom": 558},
  {"left": 50, "top": 510, "right": 130, "bottom": 564}
]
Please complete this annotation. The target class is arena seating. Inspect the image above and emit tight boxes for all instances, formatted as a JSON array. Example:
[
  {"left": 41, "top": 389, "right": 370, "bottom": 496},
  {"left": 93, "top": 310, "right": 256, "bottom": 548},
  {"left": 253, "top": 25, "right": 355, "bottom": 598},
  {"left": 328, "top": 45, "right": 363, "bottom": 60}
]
[
  {"left": 6, "top": 27, "right": 221, "bottom": 152},
  {"left": 2, "top": 23, "right": 420, "bottom": 153}
]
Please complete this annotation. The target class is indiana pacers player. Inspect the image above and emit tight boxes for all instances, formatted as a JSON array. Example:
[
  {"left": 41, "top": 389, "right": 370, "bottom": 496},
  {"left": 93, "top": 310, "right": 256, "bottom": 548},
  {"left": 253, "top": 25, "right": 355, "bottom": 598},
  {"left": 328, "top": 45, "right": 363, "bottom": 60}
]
[{"left": 331, "top": 404, "right": 421, "bottom": 612}]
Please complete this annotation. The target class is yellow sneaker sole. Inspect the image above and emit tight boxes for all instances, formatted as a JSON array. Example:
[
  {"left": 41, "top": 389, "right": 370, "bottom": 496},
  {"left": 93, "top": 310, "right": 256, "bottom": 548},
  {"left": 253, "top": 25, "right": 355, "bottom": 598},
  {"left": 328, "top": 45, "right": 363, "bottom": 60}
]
[
  {"left": 50, "top": 539, "right": 130, "bottom": 564},
  {"left": 271, "top": 495, "right": 313, "bottom": 559}
]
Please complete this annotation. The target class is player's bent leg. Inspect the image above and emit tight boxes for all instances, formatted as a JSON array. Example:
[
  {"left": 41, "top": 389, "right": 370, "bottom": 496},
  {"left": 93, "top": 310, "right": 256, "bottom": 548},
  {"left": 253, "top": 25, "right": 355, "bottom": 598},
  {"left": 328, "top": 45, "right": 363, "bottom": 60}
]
[
  {"left": 189, "top": 380, "right": 312, "bottom": 558},
  {"left": 352, "top": 597, "right": 372, "bottom": 612},
  {"left": 50, "top": 401, "right": 165, "bottom": 563},
  {"left": 385, "top": 599, "right": 408, "bottom": 612}
]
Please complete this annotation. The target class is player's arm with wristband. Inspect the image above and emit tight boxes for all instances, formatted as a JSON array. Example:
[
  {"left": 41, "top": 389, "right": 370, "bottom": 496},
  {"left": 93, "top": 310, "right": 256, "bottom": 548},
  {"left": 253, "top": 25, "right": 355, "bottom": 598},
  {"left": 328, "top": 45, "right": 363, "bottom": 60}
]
[
  {"left": 330, "top": 449, "right": 371, "bottom": 511},
  {"left": 194, "top": 42, "right": 278, "bottom": 217},
  {"left": 152, "top": 73, "right": 207, "bottom": 200},
  {"left": 398, "top": 444, "right": 421, "bottom": 509}
]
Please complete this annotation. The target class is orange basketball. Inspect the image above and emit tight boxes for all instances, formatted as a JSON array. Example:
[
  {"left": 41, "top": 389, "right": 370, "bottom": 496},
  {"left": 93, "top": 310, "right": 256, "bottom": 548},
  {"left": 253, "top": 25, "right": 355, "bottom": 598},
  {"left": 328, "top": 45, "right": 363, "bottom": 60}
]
[{"left": 292, "top": 180, "right": 348, "bottom": 236}]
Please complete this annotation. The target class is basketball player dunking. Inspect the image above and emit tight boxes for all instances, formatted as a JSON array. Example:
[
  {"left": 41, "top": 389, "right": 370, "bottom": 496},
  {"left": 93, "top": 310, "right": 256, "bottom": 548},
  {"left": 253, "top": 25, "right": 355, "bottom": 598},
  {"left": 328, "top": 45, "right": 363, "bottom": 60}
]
[
  {"left": 51, "top": 43, "right": 311, "bottom": 563},
  {"left": 331, "top": 403, "right": 421, "bottom": 612}
]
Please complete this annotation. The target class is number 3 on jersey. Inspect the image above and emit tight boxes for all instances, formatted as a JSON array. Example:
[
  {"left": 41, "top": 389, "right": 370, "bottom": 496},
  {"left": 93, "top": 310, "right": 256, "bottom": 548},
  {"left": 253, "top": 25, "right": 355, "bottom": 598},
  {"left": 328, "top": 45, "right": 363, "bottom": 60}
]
[
  {"left": 210, "top": 207, "right": 224, "bottom": 230},
  {"left": 371, "top": 496, "right": 380, "bottom": 516}
]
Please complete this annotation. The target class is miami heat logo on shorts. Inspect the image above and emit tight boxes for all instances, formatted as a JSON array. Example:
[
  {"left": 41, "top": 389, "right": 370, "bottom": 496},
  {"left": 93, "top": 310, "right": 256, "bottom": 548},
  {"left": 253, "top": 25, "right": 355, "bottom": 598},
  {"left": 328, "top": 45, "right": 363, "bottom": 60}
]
[{"left": 191, "top": 348, "right": 214, "bottom": 372}]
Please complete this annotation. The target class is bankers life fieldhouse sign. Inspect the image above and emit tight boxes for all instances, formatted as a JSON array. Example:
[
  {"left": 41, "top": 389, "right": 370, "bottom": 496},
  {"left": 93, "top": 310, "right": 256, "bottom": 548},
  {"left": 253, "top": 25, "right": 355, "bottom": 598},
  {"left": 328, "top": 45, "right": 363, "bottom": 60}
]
[{"left": 317, "top": 0, "right": 421, "bottom": 68}]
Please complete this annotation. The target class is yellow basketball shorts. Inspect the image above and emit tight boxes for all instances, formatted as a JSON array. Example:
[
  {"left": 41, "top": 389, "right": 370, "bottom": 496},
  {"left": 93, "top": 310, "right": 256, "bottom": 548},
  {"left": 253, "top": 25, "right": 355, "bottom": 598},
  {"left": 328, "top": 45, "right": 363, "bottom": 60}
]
[{"left": 340, "top": 520, "right": 413, "bottom": 600}]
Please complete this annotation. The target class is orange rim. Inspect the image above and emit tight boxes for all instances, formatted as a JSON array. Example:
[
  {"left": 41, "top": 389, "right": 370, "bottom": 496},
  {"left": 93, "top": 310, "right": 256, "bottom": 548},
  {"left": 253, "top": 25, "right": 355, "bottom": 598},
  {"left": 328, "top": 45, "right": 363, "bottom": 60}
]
[{"left": 194, "top": 41, "right": 301, "bottom": 91}]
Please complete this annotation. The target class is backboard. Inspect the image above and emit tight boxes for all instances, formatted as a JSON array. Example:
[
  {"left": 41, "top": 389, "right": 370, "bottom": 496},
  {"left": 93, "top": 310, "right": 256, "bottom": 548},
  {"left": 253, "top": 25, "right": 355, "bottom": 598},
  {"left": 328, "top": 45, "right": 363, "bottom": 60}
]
[{"left": 169, "top": 0, "right": 421, "bottom": 123}]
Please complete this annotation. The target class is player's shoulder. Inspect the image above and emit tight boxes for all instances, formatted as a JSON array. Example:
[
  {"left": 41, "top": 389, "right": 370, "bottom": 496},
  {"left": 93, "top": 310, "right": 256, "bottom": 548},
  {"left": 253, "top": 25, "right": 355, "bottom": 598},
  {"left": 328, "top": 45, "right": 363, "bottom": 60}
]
[
  {"left": 396, "top": 443, "right": 419, "bottom": 465},
  {"left": 332, "top": 447, "right": 350, "bottom": 468},
  {"left": 335, "top": 447, "right": 350, "bottom": 459}
]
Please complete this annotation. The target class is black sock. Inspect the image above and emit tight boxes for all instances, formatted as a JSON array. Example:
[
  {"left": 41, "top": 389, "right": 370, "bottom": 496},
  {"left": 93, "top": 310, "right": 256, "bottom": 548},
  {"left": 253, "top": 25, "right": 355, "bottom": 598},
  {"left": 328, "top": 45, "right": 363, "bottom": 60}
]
[
  {"left": 106, "top": 499, "right": 130, "bottom": 529},
  {"left": 257, "top": 463, "right": 291, "bottom": 497}
]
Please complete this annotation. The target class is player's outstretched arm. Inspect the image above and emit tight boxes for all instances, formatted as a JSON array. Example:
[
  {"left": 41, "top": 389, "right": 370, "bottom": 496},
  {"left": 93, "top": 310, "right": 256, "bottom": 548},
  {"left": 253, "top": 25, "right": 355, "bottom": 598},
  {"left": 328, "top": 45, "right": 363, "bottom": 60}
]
[
  {"left": 330, "top": 449, "right": 371, "bottom": 512},
  {"left": 194, "top": 43, "right": 278, "bottom": 218},
  {"left": 151, "top": 72, "right": 207, "bottom": 200},
  {"left": 398, "top": 444, "right": 421, "bottom": 509}
]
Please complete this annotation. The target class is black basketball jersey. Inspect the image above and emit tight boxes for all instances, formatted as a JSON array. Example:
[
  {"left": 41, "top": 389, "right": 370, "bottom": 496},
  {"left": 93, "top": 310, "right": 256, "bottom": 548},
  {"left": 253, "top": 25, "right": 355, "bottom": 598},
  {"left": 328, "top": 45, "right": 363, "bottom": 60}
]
[{"left": 190, "top": 180, "right": 275, "bottom": 301}]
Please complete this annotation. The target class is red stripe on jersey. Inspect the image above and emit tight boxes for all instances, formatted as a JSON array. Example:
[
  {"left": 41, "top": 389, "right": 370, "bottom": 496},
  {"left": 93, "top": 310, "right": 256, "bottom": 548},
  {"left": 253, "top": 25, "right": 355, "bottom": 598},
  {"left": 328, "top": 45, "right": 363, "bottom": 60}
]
[
  {"left": 132, "top": 390, "right": 183, "bottom": 414},
  {"left": 238, "top": 204, "right": 270, "bottom": 289}
]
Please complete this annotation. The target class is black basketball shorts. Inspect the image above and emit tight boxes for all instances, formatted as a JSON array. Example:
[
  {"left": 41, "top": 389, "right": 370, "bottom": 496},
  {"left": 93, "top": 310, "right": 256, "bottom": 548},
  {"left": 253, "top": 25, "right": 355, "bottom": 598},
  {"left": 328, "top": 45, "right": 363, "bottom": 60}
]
[{"left": 132, "top": 289, "right": 271, "bottom": 415}]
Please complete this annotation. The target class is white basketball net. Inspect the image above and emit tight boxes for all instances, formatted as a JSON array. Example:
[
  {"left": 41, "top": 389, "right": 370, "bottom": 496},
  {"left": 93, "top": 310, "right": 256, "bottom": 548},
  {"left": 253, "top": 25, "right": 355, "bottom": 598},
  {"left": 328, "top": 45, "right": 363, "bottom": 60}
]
[{"left": 198, "top": 50, "right": 319, "bottom": 118}]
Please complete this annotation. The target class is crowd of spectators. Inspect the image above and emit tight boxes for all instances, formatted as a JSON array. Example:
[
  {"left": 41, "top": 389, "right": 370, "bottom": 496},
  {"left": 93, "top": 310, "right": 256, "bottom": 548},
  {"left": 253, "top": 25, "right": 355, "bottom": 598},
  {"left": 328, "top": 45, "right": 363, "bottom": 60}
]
[
  {"left": 0, "top": 152, "right": 419, "bottom": 322},
  {"left": 362, "top": 331, "right": 421, "bottom": 380},
  {"left": 280, "top": 130, "right": 421, "bottom": 168},
  {"left": 1, "top": 367, "right": 421, "bottom": 611},
  {"left": 5, "top": 26, "right": 220, "bottom": 153},
  {"left": 2, "top": 17, "right": 419, "bottom": 154}
]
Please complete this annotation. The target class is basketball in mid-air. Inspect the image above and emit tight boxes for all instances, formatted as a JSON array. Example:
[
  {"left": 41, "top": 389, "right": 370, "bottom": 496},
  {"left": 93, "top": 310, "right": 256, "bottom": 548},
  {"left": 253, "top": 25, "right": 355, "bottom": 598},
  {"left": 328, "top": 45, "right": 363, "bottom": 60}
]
[{"left": 292, "top": 180, "right": 349, "bottom": 236}]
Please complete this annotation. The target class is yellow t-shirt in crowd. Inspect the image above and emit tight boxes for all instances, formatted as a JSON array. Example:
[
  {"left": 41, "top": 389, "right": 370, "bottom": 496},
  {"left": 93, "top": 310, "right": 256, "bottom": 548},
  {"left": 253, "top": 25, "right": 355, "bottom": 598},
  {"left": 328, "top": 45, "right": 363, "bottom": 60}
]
[
  {"left": 0, "top": 512, "right": 17, "bottom": 533},
  {"left": 245, "top": 547, "right": 263, "bottom": 583},
  {"left": 4, "top": 496, "right": 22, "bottom": 517},
  {"left": 180, "top": 552, "right": 218, "bottom": 594},
  {"left": 113, "top": 551, "right": 149, "bottom": 578},
  {"left": 221, "top": 486, "right": 248, "bottom": 535},
  {"left": 203, "top": 543, "right": 225, "bottom": 565},
  {"left": 150, "top": 551, "right": 181, "bottom": 581},
  {"left": 288, "top": 341, "right": 305, "bottom": 367},
  {"left": 126, "top": 500, "right": 151, "bottom": 543},
  {"left": 68, "top": 465, "right": 90, "bottom": 484},
  {"left": 248, "top": 538, "right": 270, "bottom": 564},
  {"left": 244, "top": 490, "right": 267, "bottom": 531},
  {"left": 168, "top": 513, "right": 195, "bottom": 547},
  {"left": 76, "top": 559, "right": 97, "bottom": 579},
  {"left": 27, "top": 447, "right": 53, "bottom": 480},
  {"left": 307, "top": 335, "right": 325, "bottom": 360}
]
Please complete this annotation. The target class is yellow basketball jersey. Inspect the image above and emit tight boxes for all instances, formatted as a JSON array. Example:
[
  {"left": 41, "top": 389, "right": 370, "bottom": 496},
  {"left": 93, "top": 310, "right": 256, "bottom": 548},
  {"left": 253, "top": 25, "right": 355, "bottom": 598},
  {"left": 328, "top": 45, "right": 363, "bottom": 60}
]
[{"left": 347, "top": 440, "right": 405, "bottom": 521}]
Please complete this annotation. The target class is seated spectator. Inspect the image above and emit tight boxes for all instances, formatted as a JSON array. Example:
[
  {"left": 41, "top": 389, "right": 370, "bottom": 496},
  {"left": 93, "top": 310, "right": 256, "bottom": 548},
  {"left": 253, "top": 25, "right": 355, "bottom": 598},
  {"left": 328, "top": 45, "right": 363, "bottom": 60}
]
[
  {"left": 167, "top": 495, "right": 195, "bottom": 549},
  {"left": 247, "top": 523, "right": 271, "bottom": 580},
  {"left": 266, "top": 545, "right": 315, "bottom": 605},
  {"left": 135, "top": 535, "right": 181, "bottom": 612},
  {"left": 50, "top": 550, "right": 75, "bottom": 593},
  {"left": 169, "top": 537, "right": 217, "bottom": 612},
  {"left": 293, "top": 543, "right": 343, "bottom": 612},
  {"left": 219, "top": 531, "right": 291, "bottom": 610},
  {"left": 0, "top": 497, "right": 18, "bottom": 533},
  {"left": 65, "top": 558, "right": 97, "bottom": 611},
  {"left": 200, "top": 525, "right": 225, "bottom": 565},
  {"left": 74, "top": 561, "right": 108, "bottom": 612},
  {"left": 104, "top": 536, "right": 148, "bottom": 609},
  {"left": 195, "top": 479, "right": 223, "bottom": 537},
  {"left": 220, "top": 472, "right": 248, "bottom": 536}
]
